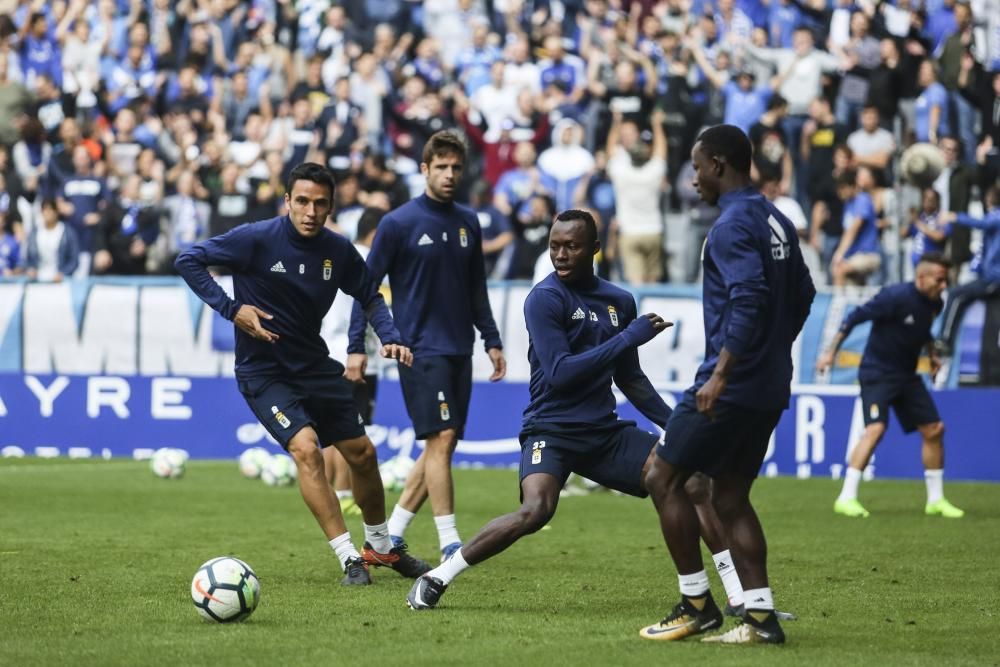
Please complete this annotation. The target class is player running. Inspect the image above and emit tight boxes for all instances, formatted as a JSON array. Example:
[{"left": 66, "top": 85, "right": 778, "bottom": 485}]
[
  {"left": 818, "top": 252, "right": 964, "bottom": 519},
  {"left": 642, "top": 125, "right": 816, "bottom": 645},
  {"left": 176, "top": 162, "right": 431, "bottom": 586}
]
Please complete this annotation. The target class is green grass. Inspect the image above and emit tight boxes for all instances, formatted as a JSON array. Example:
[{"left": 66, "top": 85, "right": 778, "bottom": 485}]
[{"left": 1, "top": 459, "right": 998, "bottom": 666}]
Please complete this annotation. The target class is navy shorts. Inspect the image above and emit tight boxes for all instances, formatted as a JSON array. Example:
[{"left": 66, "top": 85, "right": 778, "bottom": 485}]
[
  {"left": 354, "top": 375, "right": 379, "bottom": 425},
  {"left": 238, "top": 368, "right": 366, "bottom": 449},
  {"left": 657, "top": 390, "right": 781, "bottom": 479},
  {"left": 518, "top": 422, "right": 658, "bottom": 498},
  {"left": 860, "top": 377, "right": 940, "bottom": 433},
  {"left": 397, "top": 355, "right": 472, "bottom": 439}
]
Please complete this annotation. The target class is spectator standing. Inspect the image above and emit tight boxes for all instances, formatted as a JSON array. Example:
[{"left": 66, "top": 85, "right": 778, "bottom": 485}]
[{"left": 23, "top": 199, "right": 79, "bottom": 282}]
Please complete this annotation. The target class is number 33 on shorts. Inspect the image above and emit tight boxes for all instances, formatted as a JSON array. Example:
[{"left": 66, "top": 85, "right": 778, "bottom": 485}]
[{"left": 531, "top": 441, "right": 546, "bottom": 465}]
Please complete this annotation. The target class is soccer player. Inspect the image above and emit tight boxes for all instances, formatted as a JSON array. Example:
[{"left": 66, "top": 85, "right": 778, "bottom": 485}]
[
  {"left": 818, "top": 253, "right": 964, "bottom": 519},
  {"left": 348, "top": 131, "right": 506, "bottom": 562},
  {"left": 642, "top": 125, "right": 815, "bottom": 645},
  {"left": 405, "top": 209, "right": 678, "bottom": 610},
  {"left": 175, "top": 163, "right": 431, "bottom": 586}
]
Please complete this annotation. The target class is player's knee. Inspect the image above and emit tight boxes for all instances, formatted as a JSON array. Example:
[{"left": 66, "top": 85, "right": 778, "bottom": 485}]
[
  {"left": 287, "top": 441, "right": 322, "bottom": 473},
  {"left": 340, "top": 440, "right": 377, "bottom": 470},
  {"left": 517, "top": 499, "right": 555, "bottom": 534},
  {"left": 426, "top": 429, "right": 459, "bottom": 453},
  {"left": 684, "top": 474, "right": 712, "bottom": 506},
  {"left": 923, "top": 421, "right": 944, "bottom": 441}
]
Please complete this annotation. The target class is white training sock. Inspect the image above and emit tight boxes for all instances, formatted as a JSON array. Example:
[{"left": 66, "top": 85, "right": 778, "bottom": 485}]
[
  {"left": 925, "top": 469, "right": 944, "bottom": 504},
  {"left": 427, "top": 547, "right": 470, "bottom": 585},
  {"left": 678, "top": 570, "right": 710, "bottom": 598},
  {"left": 328, "top": 532, "right": 360, "bottom": 569},
  {"left": 712, "top": 550, "right": 745, "bottom": 607},
  {"left": 744, "top": 587, "right": 774, "bottom": 611},
  {"left": 335, "top": 490, "right": 353, "bottom": 501},
  {"left": 838, "top": 467, "right": 863, "bottom": 502},
  {"left": 387, "top": 505, "right": 415, "bottom": 539},
  {"left": 434, "top": 514, "right": 461, "bottom": 550},
  {"left": 363, "top": 521, "right": 393, "bottom": 554}
]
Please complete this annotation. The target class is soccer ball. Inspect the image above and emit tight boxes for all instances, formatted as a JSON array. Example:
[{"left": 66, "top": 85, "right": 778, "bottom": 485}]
[
  {"left": 190, "top": 556, "right": 260, "bottom": 623},
  {"left": 150, "top": 447, "right": 187, "bottom": 479},
  {"left": 379, "top": 455, "right": 415, "bottom": 493},
  {"left": 261, "top": 453, "right": 297, "bottom": 487},
  {"left": 238, "top": 447, "right": 272, "bottom": 479}
]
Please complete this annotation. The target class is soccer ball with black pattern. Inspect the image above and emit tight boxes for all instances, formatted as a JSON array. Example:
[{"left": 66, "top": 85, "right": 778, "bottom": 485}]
[{"left": 190, "top": 557, "right": 261, "bottom": 623}]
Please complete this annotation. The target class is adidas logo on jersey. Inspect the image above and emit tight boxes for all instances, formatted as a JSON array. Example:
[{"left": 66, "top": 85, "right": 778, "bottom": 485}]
[
  {"left": 904, "top": 314, "right": 915, "bottom": 325},
  {"left": 572, "top": 308, "right": 585, "bottom": 320},
  {"left": 418, "top": 233, "right": 434, "bottom": 246},
  {"left": 270, "top": 261, "right": 286, "bottom": 273}
]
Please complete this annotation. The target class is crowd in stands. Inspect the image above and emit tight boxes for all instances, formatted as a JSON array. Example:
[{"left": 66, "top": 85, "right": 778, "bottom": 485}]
[{"left": 0, "top": 0, "right": 997, "bottom": 289}]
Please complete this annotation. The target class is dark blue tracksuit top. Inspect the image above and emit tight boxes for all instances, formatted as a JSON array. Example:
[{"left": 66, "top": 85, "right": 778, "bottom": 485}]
[
  {"left": 348, "top": 194, "right": 502, "bottom": 356},
  {"left": 175, "top": 216, "right": 400, "bottom": 379},
  {"left": 522, "top": 273, "right": 672, "bottom": 429},
  {"left": 698, "top": 187, "right": 816, "bottom": 411},
  {"left": 838, "top": 282, "right": 941, "bottom": 383}
]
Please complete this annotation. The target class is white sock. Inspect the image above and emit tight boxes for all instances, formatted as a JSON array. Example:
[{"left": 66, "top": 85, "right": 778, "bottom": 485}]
[
  {"left": 434, "top": 513, "right": 461, "bottom": 550},
  {"left": 363, "top": 521, "right": 393, "bottom": 554},
  {"left": 744, "top": 587, "right": 774, "bottom": 611},
  {"left": 387, "top": 505, "right": 415, "bottom": 539},
  {"left": 426, "top": 547, "right": 470, "bottom": 585},
  {"left": 712, "top": 550, "right": 744, "bottom": 607},
  {"left": 328, "top": 532, "right": 360, "bottom": 569},
  {"left": 925, "top": 469, "right": 944, "bottom": 504},
  {"left": 838, "top": 467, "right": 863, "bottom": 502},
  {"left": 335, "top": 490, "right": 353, "bottom": 501},
  {"left": 678, "top": 570, "right": 710, "bottom": 598}
]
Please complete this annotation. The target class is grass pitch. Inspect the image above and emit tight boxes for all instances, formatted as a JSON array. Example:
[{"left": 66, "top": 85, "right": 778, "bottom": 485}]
[{"left": 1, "top": 459, "right": 998, "bottom": 667}]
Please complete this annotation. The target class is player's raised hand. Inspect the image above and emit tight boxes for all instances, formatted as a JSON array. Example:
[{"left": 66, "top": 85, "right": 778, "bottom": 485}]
[
  {"left": 621, "top": 313, "right": 673, "bottom": 347},
  {"left": 381, "top": 344, "right": 413, "bottom": 367},
  {"left": 234, "top": 304, "right": 279, "bottom": 344},
  {"left": 645, "top": 313, "right": 674, "bottom": 334},
  {"left": 488, "top": 347, "right": 506, "bottom": 382}
]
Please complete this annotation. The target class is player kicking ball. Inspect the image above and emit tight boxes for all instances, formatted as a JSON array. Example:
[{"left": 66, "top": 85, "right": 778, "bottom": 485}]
[
  {"left": 176, "top": 163, "right": 432, "bottom": 585},
  {"left": 817, "top": 253, "right": 964, "bottom": 519},
  {"left": 406, "top": 209, "right": 755, "bottom": 616}
]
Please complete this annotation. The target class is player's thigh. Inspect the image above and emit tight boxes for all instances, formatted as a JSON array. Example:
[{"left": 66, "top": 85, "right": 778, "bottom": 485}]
[
  {"left": 859, "top": 380, "right": 898, "bottom": 429},
  {"left": 575, "top": 426, "right": 659, "bottom": 498},
  {"left": 398, "top": 355, "right": 469, "bottom": 439},
  {"left": 518, "top": 434, "right": 573, "bottom": 502},
  {"left": 656, "top": 390, "right": 739, "bottom": 477},
  {"left": 300, "top": 372, "right": 367, "bottom": 446},
  {"left": 892, "top": 377, "right": 941, "bottom": 434},
  {"left": 238, "top": 377, "right": 314, "bottom": 451}
]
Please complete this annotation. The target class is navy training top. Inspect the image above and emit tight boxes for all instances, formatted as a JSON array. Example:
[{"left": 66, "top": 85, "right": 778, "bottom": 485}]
[
  {"left": 697, "top": 187, "right": 816, "bottom": 411},
  {"left": 839, "top": 282, "right": 940, "bottom": 383},
  {"left": 175, "top": 215, "right": 399, "bottom": 379},
  {"left": 522, "top": 272, "right": 671, "bottom": 429},
  {"left": 348, "top": 194, "right": 502, "bottom": 357}
]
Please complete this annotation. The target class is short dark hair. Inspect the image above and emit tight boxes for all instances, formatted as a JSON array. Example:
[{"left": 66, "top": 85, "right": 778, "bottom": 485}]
[
  {"left": 40, "top": 197, "right": 57, "bottom": 211},
  {"left": 286, "top": 162, "right": 336, "bottom": 201},
  {"left": 696, "top": 124, "right": 753, "bottom": 174},
  {"left": 356, "top": 207, "right": 385, "bottom": 241},
  {"left": 916, "top": 252, "right": 951, "bottom": 270},
  {"left": 836, "top": 169, "right": 858, "bottom": 188},
  {"left": 422, "top": 130, "right": 467, "bottom": 166},
  {"left": 553, "top": 209, "right": 598, "bottom": 245},
  {"left": 766, "top": 94, "right": 787, "bottom": 111}
]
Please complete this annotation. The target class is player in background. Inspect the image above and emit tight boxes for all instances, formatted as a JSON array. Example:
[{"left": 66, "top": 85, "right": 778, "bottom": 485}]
[
  {"left": 937, "top": 185, "right": 1000, "bottom": 357},
  {"left": 818, "top": 253, "right": 964, "bottom": 519},
  {"left": 642, "top": 125, "right": 815, "bottom": 644},
  {"left": 176, "top": 163, "right": 431, "bottom": 586},
  {"left": 321, "top": 207, "right": 386, "bottom": 517},
  {"left": 348, "top": 131, "right": 506, "bottom": 562}
]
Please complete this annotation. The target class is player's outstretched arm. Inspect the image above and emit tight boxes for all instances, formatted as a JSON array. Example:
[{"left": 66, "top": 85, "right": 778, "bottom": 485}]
[
  {"left": 526, "top": 289, "right": 669, "bottom": 390},
  {"left": 341, "top": 242, "right": 403, "bottom": 355}
]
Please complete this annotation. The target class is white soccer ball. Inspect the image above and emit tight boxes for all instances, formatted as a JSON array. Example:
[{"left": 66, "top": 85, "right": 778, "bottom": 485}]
[
  {"left": 191, "top": 556, "right": 260, "bottom": 623},
  {"left": 1, "top": 445, "right": 25, "bottom": 458},
  {"left": 150, "top": 447, "right": 186, "bottom": 479},
  {"left": 261, "top": 453, "right": 297, "bottom": 487},
  {"left": 238, "top": 447, "right": 272, "bottom": 479},
  {"left": 380, "top": 455, "right": 415, "bottom": 493}
]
